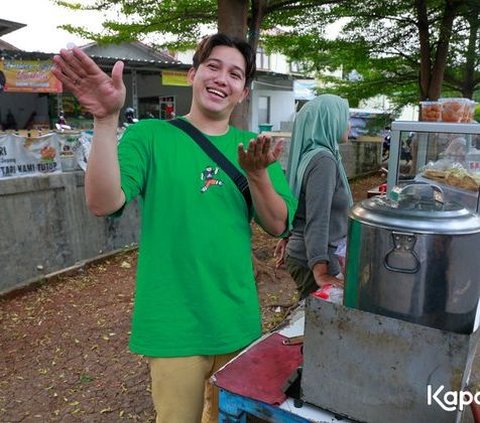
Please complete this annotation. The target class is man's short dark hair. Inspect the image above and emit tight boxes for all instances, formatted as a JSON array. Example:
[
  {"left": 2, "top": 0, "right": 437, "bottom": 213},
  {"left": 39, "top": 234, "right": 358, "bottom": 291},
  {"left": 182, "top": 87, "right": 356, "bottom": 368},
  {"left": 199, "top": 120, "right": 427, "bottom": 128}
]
[{"left": 192, "top": 33, "right": 256, "bottom": 86}]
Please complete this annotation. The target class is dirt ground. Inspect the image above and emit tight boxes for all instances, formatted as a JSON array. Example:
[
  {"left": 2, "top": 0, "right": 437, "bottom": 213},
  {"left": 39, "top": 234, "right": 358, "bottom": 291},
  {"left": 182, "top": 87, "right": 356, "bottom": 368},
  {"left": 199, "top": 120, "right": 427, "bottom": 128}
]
[{"left": 1, "top": 173, "right": 394, "bottom": 423}]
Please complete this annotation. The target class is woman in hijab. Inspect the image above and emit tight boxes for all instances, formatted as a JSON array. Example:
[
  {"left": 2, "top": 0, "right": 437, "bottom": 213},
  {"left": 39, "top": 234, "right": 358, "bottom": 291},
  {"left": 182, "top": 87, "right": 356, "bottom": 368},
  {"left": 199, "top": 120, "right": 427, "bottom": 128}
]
[{"left": 275, "top": 94, "right": 353, "bottom": 299}]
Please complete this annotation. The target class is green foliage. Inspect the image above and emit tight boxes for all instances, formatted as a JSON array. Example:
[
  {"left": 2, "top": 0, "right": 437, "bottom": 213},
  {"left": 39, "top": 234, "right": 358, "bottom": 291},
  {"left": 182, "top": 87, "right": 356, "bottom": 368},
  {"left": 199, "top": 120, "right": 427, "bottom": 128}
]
[
  {"left": 54, "top": 0, "right": 480, "bottom": 110},
  {"left": 475, "top": 104, "right": 480, "bottom": 122},
  {"left": 55, "top": 0, "right": 217, "bottom": 50},
  {"left": 264, "top": 0, "right": 480, "bottom": 110}
]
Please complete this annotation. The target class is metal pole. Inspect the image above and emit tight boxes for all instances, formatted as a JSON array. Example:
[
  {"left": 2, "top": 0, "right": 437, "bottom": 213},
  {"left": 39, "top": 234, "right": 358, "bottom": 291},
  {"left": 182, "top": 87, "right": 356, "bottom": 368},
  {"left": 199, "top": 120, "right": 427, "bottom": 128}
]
[{"left": 131, "top": 69, "right": 138, "bottom": 117}]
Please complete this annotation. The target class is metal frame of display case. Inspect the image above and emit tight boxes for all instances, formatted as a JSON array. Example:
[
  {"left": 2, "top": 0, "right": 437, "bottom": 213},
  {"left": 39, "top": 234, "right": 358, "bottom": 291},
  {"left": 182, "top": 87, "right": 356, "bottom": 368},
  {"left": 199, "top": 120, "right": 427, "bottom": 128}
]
[{"left": 387, "top": 121, "right": 480, "bottom": 212}]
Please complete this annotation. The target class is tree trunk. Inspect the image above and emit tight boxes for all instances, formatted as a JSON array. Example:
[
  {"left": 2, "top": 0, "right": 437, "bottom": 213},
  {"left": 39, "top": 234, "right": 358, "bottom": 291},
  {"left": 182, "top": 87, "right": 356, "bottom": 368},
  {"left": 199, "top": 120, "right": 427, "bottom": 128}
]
[
  {"left": 428, "top": 0, "right": 460, "bottom": 100},
  {"left": 415, "top": 0, "right": 432, "bottom": 100},
  {"left": 217, "top": 0, "right": 250, "bottom": 129},
  {"left": 248, "top": 0, "right": 268, "bottom": 52},
  {"left": 230, "top": 101, "right": 251, "bottom": 130},
  {"left": 415, "top": 0, "right": 461, "bottom": 100},
  {"left": 229, "top": 0, "right": 268, "bottom": 131},
  {"left": 461, "top": 6, "right": 480, "bottom": 98},
  {"left": 218, "top": 0, "right": 248, "bottom": 38}
]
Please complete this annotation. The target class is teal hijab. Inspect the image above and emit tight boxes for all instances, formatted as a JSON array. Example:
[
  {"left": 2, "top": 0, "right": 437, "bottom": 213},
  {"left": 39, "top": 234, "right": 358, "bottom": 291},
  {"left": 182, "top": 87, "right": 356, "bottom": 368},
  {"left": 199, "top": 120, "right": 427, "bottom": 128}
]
[{"left": 287, "top": 94, "right": 353, "bottom": 206}]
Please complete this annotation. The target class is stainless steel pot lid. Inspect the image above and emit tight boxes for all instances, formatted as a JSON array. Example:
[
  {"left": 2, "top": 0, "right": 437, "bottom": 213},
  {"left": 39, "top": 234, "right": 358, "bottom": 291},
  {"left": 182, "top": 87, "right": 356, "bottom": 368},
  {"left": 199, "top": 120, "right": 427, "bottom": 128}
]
[{"left": 350, "top": 183, "right": 480, "bottom": 234}]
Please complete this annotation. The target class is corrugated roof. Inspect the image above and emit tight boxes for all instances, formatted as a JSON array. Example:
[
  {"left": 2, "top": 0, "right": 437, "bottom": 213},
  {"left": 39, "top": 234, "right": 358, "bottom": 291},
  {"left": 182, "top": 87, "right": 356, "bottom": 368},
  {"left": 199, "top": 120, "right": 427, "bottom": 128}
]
[
  {"left": 0, "top": 39, "right": 19, "bottom": 50},
  {"left": 0, "top": 44, "right": 295, "bottom": 84},
  {"left": 0, "top": 49, "right": 55, "bottom": 60},
  {"left": 0, "top": 18, "right": 25, "bottom": 37},
  {"left": 81, "top": 41, "right": 181, "bottom": 65}
]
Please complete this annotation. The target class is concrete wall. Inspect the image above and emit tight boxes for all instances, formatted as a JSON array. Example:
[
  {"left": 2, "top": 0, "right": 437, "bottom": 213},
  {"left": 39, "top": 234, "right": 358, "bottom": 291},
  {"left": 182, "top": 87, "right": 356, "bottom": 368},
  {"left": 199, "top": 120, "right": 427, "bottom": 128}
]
[
  {"left": 272, "top": 132, "right": 382, "bottom": 177},
  {"left": 340, "top": 140, "right": 383, "bottom": 178},
  {"left": 0, "top": 138, "right": 381, "bottom": 294},
  {"left": 0, "top": 171, "right": 140, "bottom": 294}
]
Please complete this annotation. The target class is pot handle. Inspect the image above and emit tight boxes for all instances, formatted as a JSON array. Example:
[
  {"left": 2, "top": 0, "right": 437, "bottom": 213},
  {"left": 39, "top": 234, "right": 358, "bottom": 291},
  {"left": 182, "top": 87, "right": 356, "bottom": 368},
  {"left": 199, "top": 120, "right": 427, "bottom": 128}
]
[
  {"left": 399, "top": 182, "right": 445, "bottom": 204},
  {"left": 384, "top": 231, "right": 420, "bottom": 274}
]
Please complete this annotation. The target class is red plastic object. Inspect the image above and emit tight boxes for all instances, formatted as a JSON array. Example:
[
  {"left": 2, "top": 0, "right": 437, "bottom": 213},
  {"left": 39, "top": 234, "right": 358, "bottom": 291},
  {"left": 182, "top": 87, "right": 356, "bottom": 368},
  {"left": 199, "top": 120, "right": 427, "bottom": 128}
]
[{"left": 213, "top": 333, "right": 303, "bottom": 405}]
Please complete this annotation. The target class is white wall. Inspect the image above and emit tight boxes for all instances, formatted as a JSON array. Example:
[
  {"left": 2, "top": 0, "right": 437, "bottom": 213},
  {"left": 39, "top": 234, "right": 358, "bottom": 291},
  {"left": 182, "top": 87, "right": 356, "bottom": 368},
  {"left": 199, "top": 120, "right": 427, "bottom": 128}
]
[
  {"left": 250, "top": 87, "right": 295, "bottom": 132},
  {"left": 268, "top": 53, "right": 290, "bottom": 74}
]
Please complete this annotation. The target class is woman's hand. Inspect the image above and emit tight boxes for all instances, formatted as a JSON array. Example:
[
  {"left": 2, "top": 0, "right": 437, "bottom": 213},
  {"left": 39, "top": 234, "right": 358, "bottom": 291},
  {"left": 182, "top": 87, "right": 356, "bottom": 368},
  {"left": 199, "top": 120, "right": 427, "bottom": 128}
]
[
  {"left": 274, "top": 238, "right": 288, "bottom": 269},
  {"left": 313, "top": 262, "right": 344, "bottom": 289},
  {"left": 315, "top": 274, "right": 344, "bottom": 289},
  {"left": 52, "top": 47, "right": 126, "bottom": 120}
]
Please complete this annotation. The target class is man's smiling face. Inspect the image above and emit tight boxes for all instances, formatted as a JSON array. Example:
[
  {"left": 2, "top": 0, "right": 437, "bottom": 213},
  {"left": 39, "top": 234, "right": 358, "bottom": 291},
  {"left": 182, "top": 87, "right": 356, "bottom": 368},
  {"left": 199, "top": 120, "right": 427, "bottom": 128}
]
[{"left": 188, "top": 45, "right": 249, "bottom": 120}]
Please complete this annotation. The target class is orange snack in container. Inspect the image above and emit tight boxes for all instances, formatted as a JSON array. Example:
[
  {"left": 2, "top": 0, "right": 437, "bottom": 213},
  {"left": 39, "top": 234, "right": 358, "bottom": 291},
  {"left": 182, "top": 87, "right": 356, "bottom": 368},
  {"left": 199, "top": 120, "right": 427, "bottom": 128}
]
[
  {"left": 440, "top": 98, "right": 468, "bottom": 123},
  {"left": 461, "top": 99, "right": 476, "bottom": 123},
  {"left": 420, "top": 101, "right": 442, "bottom": 121}
]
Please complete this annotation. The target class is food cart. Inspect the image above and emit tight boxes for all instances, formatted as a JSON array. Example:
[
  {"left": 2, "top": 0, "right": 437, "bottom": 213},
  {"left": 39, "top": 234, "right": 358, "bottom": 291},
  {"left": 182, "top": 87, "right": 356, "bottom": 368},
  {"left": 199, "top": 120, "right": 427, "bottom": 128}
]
[{"left": 215, "top": 119, "right": 480, "bottom": 423}]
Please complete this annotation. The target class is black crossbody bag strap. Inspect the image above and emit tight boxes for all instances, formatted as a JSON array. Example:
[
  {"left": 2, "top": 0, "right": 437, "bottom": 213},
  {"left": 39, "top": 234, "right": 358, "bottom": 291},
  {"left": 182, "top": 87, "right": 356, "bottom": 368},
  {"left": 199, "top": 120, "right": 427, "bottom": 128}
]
[{"left": 168, "top": 118, "right": 252, "bottom": 212}]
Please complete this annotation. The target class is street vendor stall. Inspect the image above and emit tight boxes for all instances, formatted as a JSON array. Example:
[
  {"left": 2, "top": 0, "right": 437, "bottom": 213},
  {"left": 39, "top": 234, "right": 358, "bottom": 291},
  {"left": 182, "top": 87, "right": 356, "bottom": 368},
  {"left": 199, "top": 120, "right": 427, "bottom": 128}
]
[
  {"left": 333, "top": 118, "right": 480, "bottom": 423},
  {"left": 214, "top": 118, "right": 480, "bottom": 423}
]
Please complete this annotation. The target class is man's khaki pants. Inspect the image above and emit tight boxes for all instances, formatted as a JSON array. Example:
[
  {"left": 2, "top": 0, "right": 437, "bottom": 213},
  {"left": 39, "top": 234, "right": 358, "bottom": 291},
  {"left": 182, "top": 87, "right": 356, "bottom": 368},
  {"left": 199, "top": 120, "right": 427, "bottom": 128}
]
[{"left": 149, "top": 350, "right": 239, "bottom": 423}]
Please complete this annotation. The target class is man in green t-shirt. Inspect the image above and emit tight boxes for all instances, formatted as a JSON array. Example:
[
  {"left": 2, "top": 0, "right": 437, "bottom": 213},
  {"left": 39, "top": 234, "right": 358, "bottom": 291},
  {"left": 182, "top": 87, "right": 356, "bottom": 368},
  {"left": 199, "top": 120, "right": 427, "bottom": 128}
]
[{"left": 52, "top": 33, "right": 296, "bottom": 423}]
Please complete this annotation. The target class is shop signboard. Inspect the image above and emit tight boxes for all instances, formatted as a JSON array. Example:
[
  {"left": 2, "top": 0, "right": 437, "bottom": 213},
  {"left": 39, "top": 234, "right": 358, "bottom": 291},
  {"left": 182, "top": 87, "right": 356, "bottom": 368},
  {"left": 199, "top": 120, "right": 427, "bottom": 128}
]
[
  {"left": 161, "top": 70, "right": 189, "bottom": 86},
  {"left": 0, "top": 59, "right": 62, "bottom": 93}
]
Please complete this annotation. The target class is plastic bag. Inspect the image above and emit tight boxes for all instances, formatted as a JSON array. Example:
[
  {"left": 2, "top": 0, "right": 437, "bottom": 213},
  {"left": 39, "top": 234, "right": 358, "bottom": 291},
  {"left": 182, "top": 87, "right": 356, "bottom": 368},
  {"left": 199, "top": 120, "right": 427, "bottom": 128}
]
[
  {"left": 335, "top": 237, "right": 347, "bottom": 274},
  {"left": 312, "top": 284, "right": 344, "bottom": 304},
  {"left": 75, "top": 131, "right": 93, "bottom": 171}
]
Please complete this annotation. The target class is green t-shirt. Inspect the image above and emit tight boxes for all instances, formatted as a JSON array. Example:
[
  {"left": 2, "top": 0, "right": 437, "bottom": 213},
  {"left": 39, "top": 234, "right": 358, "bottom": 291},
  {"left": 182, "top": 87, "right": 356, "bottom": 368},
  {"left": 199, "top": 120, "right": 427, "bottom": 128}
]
[{"left": 117, "top": 118, "right": 296, "bottom": 357}]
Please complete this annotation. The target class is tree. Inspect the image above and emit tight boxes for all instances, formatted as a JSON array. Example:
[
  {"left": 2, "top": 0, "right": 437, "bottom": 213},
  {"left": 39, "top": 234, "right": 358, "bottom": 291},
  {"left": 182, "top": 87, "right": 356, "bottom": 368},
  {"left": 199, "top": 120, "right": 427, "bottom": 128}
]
[
  {"left": 56, "top": 0, "right": 341, "bottom": 52},
  {"left": 264, "top": 0, "right": 479, "bottom": 112},
  {"left": 56, "top": 0, "right": 348, "bottom": 127},
  {"left": 443, "top": 0, "right": 480, "bottom": 99},
  {"left": 57, "top": 0, "right": 479, "bottom": 116}
]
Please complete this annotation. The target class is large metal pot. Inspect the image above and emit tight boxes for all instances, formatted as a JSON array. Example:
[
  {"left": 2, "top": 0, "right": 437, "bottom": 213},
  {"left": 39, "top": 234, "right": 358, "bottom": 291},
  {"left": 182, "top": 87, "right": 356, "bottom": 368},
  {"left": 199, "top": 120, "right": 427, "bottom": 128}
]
[{"left": 344, "top": 183, "right": 480, "bottom": 334}]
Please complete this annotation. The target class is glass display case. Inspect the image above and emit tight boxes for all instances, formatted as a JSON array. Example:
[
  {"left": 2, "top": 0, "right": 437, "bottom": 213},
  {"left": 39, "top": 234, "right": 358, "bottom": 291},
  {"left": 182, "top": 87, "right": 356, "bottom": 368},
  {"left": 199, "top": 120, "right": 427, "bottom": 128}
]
[{"left": 386, "top": 121, "right": 480, "bottom": 212}]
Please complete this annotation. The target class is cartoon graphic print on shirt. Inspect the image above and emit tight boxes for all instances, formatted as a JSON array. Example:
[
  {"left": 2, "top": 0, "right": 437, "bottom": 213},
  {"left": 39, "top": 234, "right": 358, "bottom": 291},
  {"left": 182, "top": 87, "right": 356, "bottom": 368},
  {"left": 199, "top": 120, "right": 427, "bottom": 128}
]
[{"left": 200, "top": 166, "right": 224, "bottom": 193}]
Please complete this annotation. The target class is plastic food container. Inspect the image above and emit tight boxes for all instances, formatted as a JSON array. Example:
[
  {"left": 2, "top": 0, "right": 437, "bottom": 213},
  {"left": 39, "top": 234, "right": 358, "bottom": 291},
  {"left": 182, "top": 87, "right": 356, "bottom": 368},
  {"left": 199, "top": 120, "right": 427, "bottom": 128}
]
[
  {"left": 440, "top": 98, "right": 469, "bottom": 122},
  {"left": 420, "top": 101, "right": 441, "bottom": 121},
  {"left": 466, "top": 148, "right": 480, "bottom": 174},
  {"left": 462, "top": 99, "right": 477, "bottom": 123}
]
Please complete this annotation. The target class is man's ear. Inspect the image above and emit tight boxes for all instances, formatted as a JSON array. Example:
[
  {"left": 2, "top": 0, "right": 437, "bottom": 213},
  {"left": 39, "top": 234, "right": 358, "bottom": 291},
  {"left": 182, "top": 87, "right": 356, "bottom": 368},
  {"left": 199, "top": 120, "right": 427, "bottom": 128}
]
[
  {"left": 239, "top": 87, "right": 249, "bottom": 104},
  {"left": 187, "top": 67, "right": 196, "bottom": 85}
]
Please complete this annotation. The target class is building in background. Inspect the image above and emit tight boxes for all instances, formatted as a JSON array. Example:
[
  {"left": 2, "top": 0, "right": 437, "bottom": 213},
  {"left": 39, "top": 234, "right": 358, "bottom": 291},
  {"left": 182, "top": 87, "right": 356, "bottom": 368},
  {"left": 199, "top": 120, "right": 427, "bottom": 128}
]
[{"left": 0, "top": 20, "right": 298, "bottom": 133}]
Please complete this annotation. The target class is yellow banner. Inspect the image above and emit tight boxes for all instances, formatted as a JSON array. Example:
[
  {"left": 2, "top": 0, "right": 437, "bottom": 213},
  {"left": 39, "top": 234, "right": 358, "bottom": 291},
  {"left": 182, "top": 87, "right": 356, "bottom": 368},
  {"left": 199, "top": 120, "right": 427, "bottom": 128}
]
[
  {"left": 162, "top": 70, "right": 189, "bottom": 86},
  {"left": 0, "top": 59, "right": 62, "bottom": 93}
]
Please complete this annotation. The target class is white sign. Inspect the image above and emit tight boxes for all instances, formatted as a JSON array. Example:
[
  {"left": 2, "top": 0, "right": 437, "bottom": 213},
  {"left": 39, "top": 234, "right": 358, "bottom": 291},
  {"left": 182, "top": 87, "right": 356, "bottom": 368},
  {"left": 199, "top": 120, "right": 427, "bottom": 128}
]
[{"left": 0, "top": 133, "right": 62, "bottom": 178}]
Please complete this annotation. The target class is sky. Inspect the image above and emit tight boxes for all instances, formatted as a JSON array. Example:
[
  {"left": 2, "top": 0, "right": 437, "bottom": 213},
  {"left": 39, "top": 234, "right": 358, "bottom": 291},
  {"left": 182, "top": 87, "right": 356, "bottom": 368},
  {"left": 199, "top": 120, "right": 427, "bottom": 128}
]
[
  {"left": 3, "top": 1, "right": 347, "bottom": 54},
  {"left": 2, "top": 0, "right": 106, "bottom": 53},
  {"left": 2, "top": 0, "right": 347, "bottom": 54}
]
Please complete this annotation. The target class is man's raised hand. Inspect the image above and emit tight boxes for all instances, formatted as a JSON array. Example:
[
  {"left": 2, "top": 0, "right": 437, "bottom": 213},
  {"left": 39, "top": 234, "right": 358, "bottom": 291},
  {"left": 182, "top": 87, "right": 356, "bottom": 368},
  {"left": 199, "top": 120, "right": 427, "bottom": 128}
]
[{"left": 52, "top": 47, "right": 126, "bottom": 120}]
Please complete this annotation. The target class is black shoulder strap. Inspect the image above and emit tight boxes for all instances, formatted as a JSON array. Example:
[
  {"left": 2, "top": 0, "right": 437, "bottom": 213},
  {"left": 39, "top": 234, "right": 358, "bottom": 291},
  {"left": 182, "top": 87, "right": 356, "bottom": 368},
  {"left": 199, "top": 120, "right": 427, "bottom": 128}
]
[{"left": 168, "top": 118, "right": 252, "bottom": 211}]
